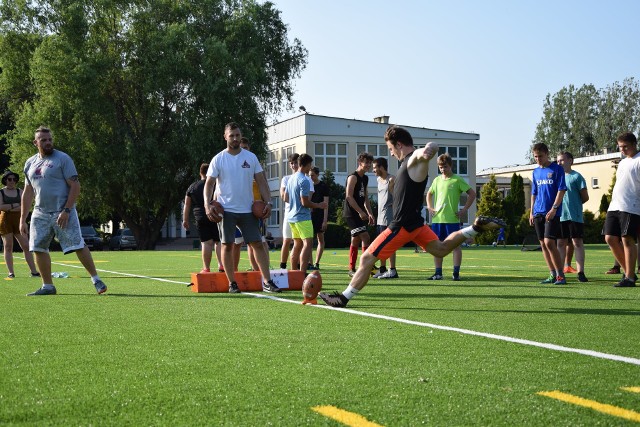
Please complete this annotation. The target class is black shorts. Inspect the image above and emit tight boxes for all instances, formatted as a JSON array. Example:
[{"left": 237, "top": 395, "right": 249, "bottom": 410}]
[
  {"left": 196, "top": 217, "right": 220, "bottom": 242},
  {"left": 603, "top": 211, "right": 640, "bottom": 239},
  {"left": 346, "top": 216, "right": 368, "bottom": 237},
  {"left": 560, "top": 221, "right": 584, "bottom": 239},
  {"left": 533, "top": 215, "right": 561, "bottom": 240},
  {"left": 312, "top": 214, "right": 324, "bottom": 235}
]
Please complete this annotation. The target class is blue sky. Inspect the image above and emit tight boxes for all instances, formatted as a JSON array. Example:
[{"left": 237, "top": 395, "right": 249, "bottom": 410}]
[{"left": 269, "top": 0, "right": 640, "bottom": 171}]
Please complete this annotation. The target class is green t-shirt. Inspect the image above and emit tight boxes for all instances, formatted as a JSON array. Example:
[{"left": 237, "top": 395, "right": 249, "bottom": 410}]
[{"left": 428, "top": 174, "right": 471, "bottom": 224}]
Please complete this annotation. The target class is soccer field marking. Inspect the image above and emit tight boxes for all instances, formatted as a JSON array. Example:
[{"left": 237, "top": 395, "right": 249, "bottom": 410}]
[
  {"left": 537, "top": 391, "right": 640, "bottom": 422},
  {"left": 312, "top": 405, "right": 384, "bottom": 427},
  {"left": 621, "top": 387, "right": 640, "bottom": 393},
  {"left": 43, "top": 259, "right": 640, "bottom": 367}
]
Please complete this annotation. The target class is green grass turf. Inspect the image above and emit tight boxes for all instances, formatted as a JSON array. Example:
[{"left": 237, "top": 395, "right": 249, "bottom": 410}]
[{"left": 0, "top": 244, "right": 639, "bottom": 426}]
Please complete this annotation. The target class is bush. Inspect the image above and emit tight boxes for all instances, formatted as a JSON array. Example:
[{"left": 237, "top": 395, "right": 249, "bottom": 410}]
[
  {"left": 323, "top": 222, "right": 351, "bottom": 248},
  {"left": 583, "top": 210, "right": 605, "bottom": 244}
]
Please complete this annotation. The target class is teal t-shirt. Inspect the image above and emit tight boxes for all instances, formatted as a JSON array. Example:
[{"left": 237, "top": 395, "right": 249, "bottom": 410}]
[
  {"left": 428, "top": 174, "right": 471, "bottom": 224},
  {"left": 560, "top": 170, "right": 586, "bottom": 223}
]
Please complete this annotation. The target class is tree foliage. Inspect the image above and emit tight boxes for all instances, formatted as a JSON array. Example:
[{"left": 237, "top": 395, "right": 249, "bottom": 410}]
[
  {"left": 0, "top": 0, "right": 307, "bottom": 248},
  {"left": 531, "top": 78, "right": 640, "bottom": 160},
  {"left": 501, "top": 173, "right": 525, "bottom": 244},
  {"left": 320, "top": 169, "right": 345, "bottom": 223},
  {"left": 476, "top": 175, "right": 504, "bottom": 244}
]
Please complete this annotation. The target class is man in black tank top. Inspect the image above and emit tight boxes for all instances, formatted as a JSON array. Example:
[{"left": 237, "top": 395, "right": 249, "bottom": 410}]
[{"left": 320, "top": 126, "right": 506, "bottom": 308}]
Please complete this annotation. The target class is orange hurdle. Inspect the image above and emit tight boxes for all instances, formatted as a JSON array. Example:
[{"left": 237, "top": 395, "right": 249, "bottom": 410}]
[{"left": 189, "top": 269, "right": 305, "bottom": 293}]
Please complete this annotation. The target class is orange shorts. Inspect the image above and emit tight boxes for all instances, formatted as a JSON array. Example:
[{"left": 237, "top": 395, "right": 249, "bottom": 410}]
[{"left": 367, "top": 225, "right": 438, "bottom": 261}]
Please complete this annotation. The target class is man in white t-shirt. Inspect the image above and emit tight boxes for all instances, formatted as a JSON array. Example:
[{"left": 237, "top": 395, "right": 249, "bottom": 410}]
[
  {"left": 204, "top": 122, "right": 280, "bottom": 293},
  {"left": 279, "top": 153, "right": 313, "bottom": 269},
  {"left": 604, "top": 131, "right": 640, "bottom": 288}
]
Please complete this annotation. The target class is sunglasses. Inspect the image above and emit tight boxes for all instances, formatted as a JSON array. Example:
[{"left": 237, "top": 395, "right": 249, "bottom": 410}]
[{"left": 5, "top": 177, "right": 16, "bottom": 182}]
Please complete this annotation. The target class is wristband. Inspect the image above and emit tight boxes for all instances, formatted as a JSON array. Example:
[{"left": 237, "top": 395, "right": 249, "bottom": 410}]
[{"left": 552, "top": 205, "right": 560, "bottom": 210}]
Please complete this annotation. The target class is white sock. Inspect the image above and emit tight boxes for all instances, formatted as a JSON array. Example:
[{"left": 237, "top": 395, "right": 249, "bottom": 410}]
[
  {"left": 461, "top": 226, "right": 478, "bottom": 239},
  {"left": 343, "top": 285, "right": 359, "bottom": 300},
  {"left": 91, "top": 275, "right": 101, "bottom": 284}
]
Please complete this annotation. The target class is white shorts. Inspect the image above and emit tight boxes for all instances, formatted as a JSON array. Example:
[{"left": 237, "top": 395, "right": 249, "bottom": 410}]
[
  {"left": 282, "top": 218, "right": 293, "bottom": 239},
  {"left": 30, "top": 210, "right": 85, "bottom": 254}
]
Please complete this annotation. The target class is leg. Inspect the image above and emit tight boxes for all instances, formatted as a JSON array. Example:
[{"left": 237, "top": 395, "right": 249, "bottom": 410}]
[
  {"left": 14, "top": 233, "right": 37, "bottom": 274},
  {"left": 221, "top": 243, "right": 236, "bottom": 283},
  {"left": 389, "top": 251, "right": 396, "bottom": 269},
  {"left": 233, "top": 243, "right": 241, "bottom": 271},
  {"left": 201, "top": 239, "right": 213, "bottom": 271},
  {"left": 543, "top": 238, "right": 564, "bottom": 274},
  {"left": 34, "top": 251, "right": 53, "bottom": 286},
  {"left": 75, "top": 246, "right": 98, "bottom": 276},
  {"left": 314, "top": 232, "right": 325, "bottom": 265},
  {"left": 300, "top": 237, "right": 313, "bottom": 271},
  {"left": 280, "top": 238, "right": 291, "bottom": 266},
  {"left": 573, "top": 237, "right": 585, "bottom": 272},
  {"left": 557, "top": 238, "right": 568, "bottom": 270},
  {"left": 248, "top": 240, "right": 272, "bottom": 281},
  {"left": 2, "top": 234, "right": 14, "bottom": 275},
  {"left": 247, "top": 244, "right": 260, "bottom": 270},
  {"left": 214, "top": 241, "right": 223, "bottom": 271},
  {"left": 565, "top": 239, "right": 575, "bottom": 268},
  {"left": 622, "top": 235, "right": 638, "bottom": 279},
  {"left": 605, "top": 235, "right": 626, "bottom": 273},
  {"left": 290, "top": 238, "right": 302, "bottom": 270}
]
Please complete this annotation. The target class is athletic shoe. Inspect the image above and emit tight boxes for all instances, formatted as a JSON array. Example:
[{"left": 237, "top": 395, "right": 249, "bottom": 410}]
[
  {"left": 279, "top": 263, "right": 287, "bottom": 269},
  {"left": 577, "top": 272, "right": 588, "bottom": 283},
  {"left": 31, "top": 272, "right": 40, "bottom": 277},
  {"left": 614, "top": 278, "right": 637, "bottom": 288},
  {"left": 378, "top": 269, "right": 399, "bottom": 279},
  {"left": 228, "top": 282, "right": 240, "bottom": 293},
  {"left": 348, "top": 269, "right": 356, "bottom": 277},
  {"left": 563, "top": 266, "right": 577, "bottom": 274},
  {"left": 605, "top": 266, "right": 621, "bottom": 275},
  {"left": 553, "top": 276, "right": 567, "bottom": 285},
  {"left": 473, "top": 216, "right": 507, "bottom": 231},
  {"left": 27, "top": 286, "right": 57, "bottom": 296},
  {"left": 199, "top": 268, "right": 210, "bottom": 274},
  {"left": 319, "top": 291, "right": 349, "bottom": 308},
  {"left": 540, "top": 273, "right": 555, "bottom": 284},
  {"left": 262, "top": 279, "right": 281, "bottom": 293},
  {"left": 428, "top": 274, "right": 443, "bottom": 280},
  {"left": 372, "top": 267, "right": 388, "bottom": 278},
  {"left": 94, "top": 280, "right": 107, "bottom": 294},
  {"left": 307, "top": 264, "right": 318, "bottom": 271},
  {"left": 7, "top": 273, "right": 15, "bottom": 278},
  {"left": 452, "top": 273, "right": 461, "bottom": 281}
]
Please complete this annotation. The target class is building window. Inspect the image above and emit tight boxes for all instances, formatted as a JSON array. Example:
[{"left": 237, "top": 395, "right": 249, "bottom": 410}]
[
  {"left": 356, "top": 144, "right": 386, "bottom": 162},
  {"left": 437, "top": 146, "right": 468, "bottom": 175},
  {"left": 268, "top": 196, "right": 280, "bottom": 226},
  {"left": 266, "top": 150, "right": 279, "bottom": 180},
  {"left": 591, "top": 177, "right": 599, "bottom": 189},
  {"left": 282, "top": 146, "right": 295, "bottom": 177},
  {"left": 315, "top": 142, "right": 348, "bottom": 173}
]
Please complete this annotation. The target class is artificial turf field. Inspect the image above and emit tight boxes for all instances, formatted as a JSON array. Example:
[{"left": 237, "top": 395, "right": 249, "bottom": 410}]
[{"left": 0, "top": 244, "right": 639, "bottom": 426}]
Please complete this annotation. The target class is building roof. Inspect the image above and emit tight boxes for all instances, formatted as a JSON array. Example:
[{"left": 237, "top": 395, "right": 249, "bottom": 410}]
[{"left": 477, "top": 151, "right": 622, "bottom": 177}]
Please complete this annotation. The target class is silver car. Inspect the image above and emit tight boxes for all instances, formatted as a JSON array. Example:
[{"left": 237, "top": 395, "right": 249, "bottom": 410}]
[{"left": 109, "top": 228, "right": 137, "bottom": 250}]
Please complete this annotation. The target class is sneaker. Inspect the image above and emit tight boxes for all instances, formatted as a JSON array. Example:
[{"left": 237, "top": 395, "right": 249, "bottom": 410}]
[
  {"left": 428, "top": 274, "right": 443, "bottom": 280},
  {"left": 614, "top": 277, "right": 637, "bottom": 288},
  {"left": 563, "top": 266, "right": 577, "bottom": 274},
  {"left": 199, "top": 268, "right": 211, "bottom": 274},
  {"left": 452, "top": 274, "right": 461, "bottom": 281},
  {"left": 372, "top": 267, "right": 388, "bottom": 278},
  {"left": 27, "top": 286, "right": 57, "bottom": 296},
  {"left": 279, "top": 263, "right": 287, "bottom": 269},
  {"left": 319, "top": 291, "right": 349, "bottom": 308},
  {"left": 218, "top": 268, "right": 225, "bottom": 273},
  {"left": 553, "top": 276, "right": 567, "bottom": 285},
  {"left": 31, "top": 272, "right": 40, "bottom": 277},
  {"left": 307, "top": 264, "right": 318, "bottom": 271},
  {"left": 379, "top": 269, "right": 399, "bottom": 279},
  {"left": 348, "top": 269, "right": 356, "bottom": 277},
  {"left": 473, "top": 216, "right": 507, "bottom": 231},
  {"left": 577, "top": 272, "right": 588, "bottom": 283},
  {"left": 94, "top": 280, "right": 107, "bottom": 294},
  {"left": 262, "top": 279, "right": 281, "bottom": 293},
  {"left": 228, "top": 281, "right": 240, "bottom": 293},
  {"left": 7, "top": 273, "right": 15, "bottom": 278},
  {"left": 540, "top": 273, "right": 555, "bottom": 284},
  {"left": 605, "top": 266, "right": 621, "bottom": 275}
]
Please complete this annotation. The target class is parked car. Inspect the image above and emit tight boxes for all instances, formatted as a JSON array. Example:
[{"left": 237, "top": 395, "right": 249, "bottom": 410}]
[
  {"left": 81, "top": 226, "right": 103, "bottom": 251},
  {"left": 109, "top": 228, "right": 137, "bottom": 250}
]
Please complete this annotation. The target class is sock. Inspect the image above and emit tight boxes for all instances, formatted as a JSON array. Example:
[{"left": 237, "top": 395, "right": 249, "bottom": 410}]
[
  {"left": 379, "top": 266, "right": 387, "bottom": 273},
  {"left": 91, "top": 275, "right": 101, "bottom": 284},
  {"left": 453, "top": 266, "right": 461, "bottom": 276},
  {"left": 343, "top": 285, "right": 359, "bottom": 300},
  {"left": 42, "top": 284, "right": 55, "bottom": 290},
  {"left": 550, "top": 270, "right": 556, "bottom": 277},
  {"left": 461, "top": 226, "right": 478, "bottom": 239},
  {"left": 349, "top": 246, "right": 358, "bottom": 270},
  {"left": 315, "top": 263, "right": 320, "bottom": 268},
  {"left": 280, "top": 262, "right": 287, "bottom": 269},
  {"left": 435, "top": 268, "right": 443, "bottom": 276}
]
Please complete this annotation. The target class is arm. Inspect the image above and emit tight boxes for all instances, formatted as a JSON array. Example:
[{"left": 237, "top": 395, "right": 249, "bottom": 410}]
[
  {"left": 529, "top": 194, "right": 535, "bottom": 226},
  {"left": 457, "top": 188, "right": 476, "bottom": 219},
  {"left": 20, "top": 184, "right": 34, "bottom": 235},
  {"left": 322, "top": 196, "right": 329, "bottom": 230},
  {"left": 407, "top": 142, "right": 438, "bottom": 182},
  {"left": 426, "top": 191, "right": 436, "bottom": 216},
  {"left": 57, "top": 177, "right": 80, "bottom": 229},
  {"left": 580, "top": 188, "right": 589, "bottom": 204},
  {"left": 182, "top": 195, "right": 191, "bottom": 230},
  {"left": 203, "top": 176, "right": 216, "bottom": 218},
  {"left": 345, "top": 175, "right": 367, "bottom": 221},
  {"left": 364, "top": 187, "right": 375, "bottom": 225},
  {"left": 301, "top": 195, "right": 327, "bottom": 209},
  {"left": 255, "top": 172, "right": 272, "bottom": 219},
  {"left": 546, "top": 190, "right": 566, "bottom": 221}
]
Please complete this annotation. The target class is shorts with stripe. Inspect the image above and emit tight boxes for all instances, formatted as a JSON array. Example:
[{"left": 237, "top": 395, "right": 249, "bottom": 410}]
[
  {"left": 346, "top": 216, "right": 368, "bottom": 237},
  {"left": 604, "top": 211, "right": 640, "bottom": 239},
  {"left": 368, "top": 225, "right": 438, "bottom": 261}
]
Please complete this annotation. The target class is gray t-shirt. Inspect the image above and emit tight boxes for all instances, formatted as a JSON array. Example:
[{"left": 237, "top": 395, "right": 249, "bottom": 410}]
[
  {"left": 24, "top": 149, "right": 78, "bottom": 216},
  {"left": 377, "top": 175, "right": 394, "bottom": 226}
]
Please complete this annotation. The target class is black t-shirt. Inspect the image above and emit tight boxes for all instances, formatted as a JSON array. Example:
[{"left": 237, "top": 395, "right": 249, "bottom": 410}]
[
  {"left": 343, "top": 171, "right": 368, "bottom": 218},
  {"left": 186, "top": 179, "right": 212, "bottom": 221},
  {"left": 311, "top": 181, "right": 329, "bottom": 220},
  {"left": 389, "top": 155, "right": 428, "bottom": 232}
]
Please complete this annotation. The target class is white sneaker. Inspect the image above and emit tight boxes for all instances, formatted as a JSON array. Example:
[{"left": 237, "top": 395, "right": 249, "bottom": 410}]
[{"left": 378, "top": 269, "right": 399, "bottom": 279}]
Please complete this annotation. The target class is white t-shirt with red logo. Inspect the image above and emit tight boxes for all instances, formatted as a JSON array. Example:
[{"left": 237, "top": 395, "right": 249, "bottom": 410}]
[{"left": 207, "top": 149, "right": 263, "bottom": 214}]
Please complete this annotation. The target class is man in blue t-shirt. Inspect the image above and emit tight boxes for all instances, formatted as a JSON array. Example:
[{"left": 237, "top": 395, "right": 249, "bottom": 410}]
[
  {"left": 529, "top": 143, "right": 567, "bottom": 285},
  {"left": 556, "top": 152, "right": 589, "bottom": 282},
  {"left": 284, "top": 154, "right": 327, "bottom": 271}
]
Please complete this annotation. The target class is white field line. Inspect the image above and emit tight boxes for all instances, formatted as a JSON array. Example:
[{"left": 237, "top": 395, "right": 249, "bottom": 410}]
[{"left": 49, "top": 260, "right": 640, "bottom": 367}]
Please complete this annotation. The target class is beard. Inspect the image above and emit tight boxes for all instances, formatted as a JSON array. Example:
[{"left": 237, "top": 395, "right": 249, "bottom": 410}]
[{"left": 42, "top": 145, "right": 54, "bottom": 156}]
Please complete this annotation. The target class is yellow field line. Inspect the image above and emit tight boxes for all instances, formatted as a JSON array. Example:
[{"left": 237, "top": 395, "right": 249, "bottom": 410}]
[
  {"left": 537, "top": 391, "right": 640, "bottom": 422},
  {"left": 312, "top": 405, "right": 384, "bottom": 427},
  {"left": 621, "top": 387, "right": 640, "bottom": 393}
]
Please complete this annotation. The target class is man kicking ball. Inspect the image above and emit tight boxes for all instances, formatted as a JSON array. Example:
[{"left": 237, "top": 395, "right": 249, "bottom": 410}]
[{"left": 320, "top": 125, "right": 505, "bottom": 308}]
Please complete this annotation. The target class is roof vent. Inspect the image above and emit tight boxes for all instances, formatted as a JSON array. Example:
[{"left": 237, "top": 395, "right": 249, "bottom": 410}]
[{"left": 373, "top": 115, "right": 389, "bottom": 124}]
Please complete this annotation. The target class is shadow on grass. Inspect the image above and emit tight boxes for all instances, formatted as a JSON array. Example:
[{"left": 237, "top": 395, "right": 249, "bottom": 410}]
[
  {"left": 360, "top": 292, "right": 630, "bottom": 302},
  {"left": 384, "top": 306, "right": 640, "bottom": 316}
]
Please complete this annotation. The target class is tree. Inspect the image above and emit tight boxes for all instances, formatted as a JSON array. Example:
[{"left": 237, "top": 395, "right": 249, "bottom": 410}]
[
  {"left": 476, "top": 175, "right": 504, "bottom": 245},
  {"left": 502, "top": 173, "right": 525, "bottom": 244},
  {"left": 320, "top": 169, "right": 345, "bottom": 223},
  {"left": 0, "top": 0, "right": 307, "bottom": 248}
]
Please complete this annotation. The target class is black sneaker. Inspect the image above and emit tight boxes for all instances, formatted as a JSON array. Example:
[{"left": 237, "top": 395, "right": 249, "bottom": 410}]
[
  {"left": 8, "top": 273, "right": 15, "bottom": 278},
  {"left": 27, "top": 286, "right": 57, "bottom": 296},
  {"left": 31, "top": 272, "right": 41, "bottom": 277},
  {"left": 614, "top": 278, "right": 637, "bottom": 288},
  {"left": 319, "top": 291, "right": 348, "bottom": 308},
  {"left": 428, "top": 274, "right": 443, "bottom": 280},
  {"left": 262, "top": 279, "right": 281, "bottom": 293},
  {"left": 307, "top": 264, "right": 318, "bottom": 271},
  {"left": 279, "top": 263, "right": 287, "bottom": 269},
  {"left": 228, "top": 282, "right": 241, "bottom": 293},
  {"left": 473, "top": 216, "right": 507, "bottom": 231},
  {"left": 452, "top": 274, "right": 461, "bottom": 281},
  {"left": 577, "top": 272, "right": 588, "bottom": 283}
]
